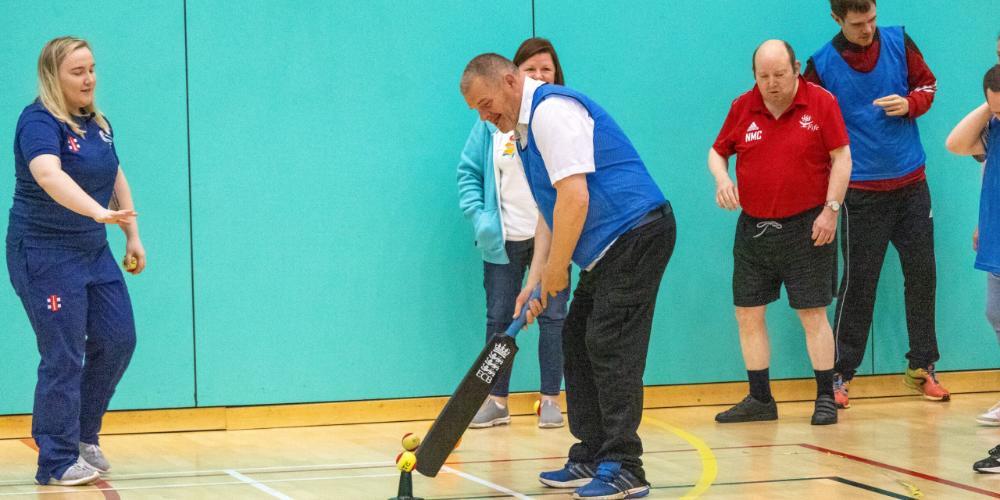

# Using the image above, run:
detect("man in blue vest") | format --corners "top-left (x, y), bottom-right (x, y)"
top-left (460, 53), bottom-right (676, 499)
top-left (945, 64), bottom-right (1000, 473)
top-left (970, 34), bottom-right (1000, 266)
top-left (804, 0), bottom-right (949, 408)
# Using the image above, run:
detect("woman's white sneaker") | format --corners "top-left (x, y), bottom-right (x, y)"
top-left (42, 458), bottom-right (100, 486)
top-left (977, 401), bottom-right (1000, 426)
top-left (79, 442), bottom-right (111, 472)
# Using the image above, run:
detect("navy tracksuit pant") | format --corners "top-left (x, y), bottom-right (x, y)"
top-left (6, 240), bottom-right (135, 484)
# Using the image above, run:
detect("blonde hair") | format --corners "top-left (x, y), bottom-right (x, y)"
top-left (37, 36), bottom-right (109, 136)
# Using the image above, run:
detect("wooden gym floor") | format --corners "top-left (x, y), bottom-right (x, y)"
top-left (0, 391), bottom-right (999, 498)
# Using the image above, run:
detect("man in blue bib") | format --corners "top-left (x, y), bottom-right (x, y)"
top-left (460, 53), bottom-right (676, 499)
top-left (945, 64), bottom-right (1000, 473)
top-left (804, 0), bottom-right (949, 407)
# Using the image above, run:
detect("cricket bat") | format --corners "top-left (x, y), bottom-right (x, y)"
top-left (414, 285), bottom-right (542, 477)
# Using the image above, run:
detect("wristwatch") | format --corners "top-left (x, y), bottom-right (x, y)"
top-left (825, 200), bottom-right (842, 212)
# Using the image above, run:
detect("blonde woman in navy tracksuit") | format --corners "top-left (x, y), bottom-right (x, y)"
top-left (7, 37), bottom-right (145, 486)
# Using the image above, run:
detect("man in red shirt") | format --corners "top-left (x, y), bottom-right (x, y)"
top-left (804, 0), bottom-right (949, 409)
top-left (709, 40), bottom-right (852, 426)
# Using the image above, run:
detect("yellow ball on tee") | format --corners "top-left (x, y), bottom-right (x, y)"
top-left (401, 433), bottom-right (421, 451)
top-left (395, 451), bottom-right (417, 472)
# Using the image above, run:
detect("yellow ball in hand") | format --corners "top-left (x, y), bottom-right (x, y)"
top-left (401, 433), bottom-right (421, 451)
top-left (395, 451), bottom-right (417, 472)
top-left (125, 256), bottom-right (138, 271)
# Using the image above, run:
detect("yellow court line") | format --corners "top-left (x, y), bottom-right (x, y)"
top-left (896, 479), bottom-right (924, 498)
top-left (643, 416), bottom-right (717, 499)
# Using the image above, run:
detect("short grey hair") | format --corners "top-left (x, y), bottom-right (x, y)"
top-left (460, 53), bottom-right (517, 94)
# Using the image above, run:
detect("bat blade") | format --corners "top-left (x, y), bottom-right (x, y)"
top-left (414, 333), bottom-right (518, 477)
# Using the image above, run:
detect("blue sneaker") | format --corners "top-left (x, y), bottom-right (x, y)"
top-left (573, 461), bottom-right (650, 499)
top-left (539, 461), bottom-right (595, 488)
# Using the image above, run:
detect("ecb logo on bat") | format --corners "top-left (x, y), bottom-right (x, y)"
top-left (476, 342), bottom-right (513, 383)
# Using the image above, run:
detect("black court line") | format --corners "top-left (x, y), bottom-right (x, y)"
top-left (530, 0), bottom-right (535, 38)
top-left (422, 476), bottom-right (912, 499)
top-left (799, 443), bottom-right (1000, 498)
top-left (832, 476), bottom-right (915, 499)
top-left (181, 0), bottom-right (199, 407)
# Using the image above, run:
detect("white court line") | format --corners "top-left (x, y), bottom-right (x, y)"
top-left (225, 469), bottom-right (293, 500)
top-left (0, 460), bottom-right (395, 485)
top-left (0, 472), bottom-right (399, 496)
top-left (111, 460), bottom-right (393, 480)
top-left (441, 465), bottom-right (532, 499)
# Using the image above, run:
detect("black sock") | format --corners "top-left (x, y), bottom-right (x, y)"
top-left (748, 368), bottom-right (772, 403)
top-left (815, 369), bottom-right (834, 398)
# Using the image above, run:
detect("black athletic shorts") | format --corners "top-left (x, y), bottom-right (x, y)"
top-left (732, 205), bottom-right (836, 309)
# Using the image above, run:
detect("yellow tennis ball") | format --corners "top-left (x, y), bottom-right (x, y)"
top-left (395, 451), bottom-right (417, 472)
top-left (401, 433), bottom-right (421, 451)
top-left (125, 256), bottom-right (137, 271)
top-left (534, 400), bottom-right (541, 416)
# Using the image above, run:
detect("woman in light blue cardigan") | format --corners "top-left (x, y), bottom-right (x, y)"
top-left (456, 38), bottom-right (570, 429)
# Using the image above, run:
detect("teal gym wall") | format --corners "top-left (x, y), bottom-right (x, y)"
top-left (0, 0), bottom-right (995, 414)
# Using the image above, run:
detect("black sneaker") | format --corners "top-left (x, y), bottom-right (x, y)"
top-left (715, 395), bottom-right (777, 423)
top-left (811, 394), bottom-right (838, 425)
top-left (974, 446), bottom-right (1000, 473)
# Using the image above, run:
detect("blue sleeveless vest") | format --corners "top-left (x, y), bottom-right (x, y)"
top-left (977, 118), bottom-right (1000, 273)
top-left (812, 26), bottom-right (926, 181)
top-left (517, 84), bottom-right (666, 268)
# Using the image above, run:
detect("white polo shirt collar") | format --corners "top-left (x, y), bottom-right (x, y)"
top-left (515, 77), bottom-right (545, 146)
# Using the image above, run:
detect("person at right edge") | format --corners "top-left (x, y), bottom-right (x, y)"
top-left (945, 64), bottom-right (1000, 474)
top-left (804, 0), bottom-right (949, 409)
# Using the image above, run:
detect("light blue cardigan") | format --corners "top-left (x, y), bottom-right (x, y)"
top-left (457, 120), bottom-right (509, 264)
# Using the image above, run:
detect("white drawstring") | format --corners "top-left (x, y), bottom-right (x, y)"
top-left (753, 221), bottom-right (783, 238)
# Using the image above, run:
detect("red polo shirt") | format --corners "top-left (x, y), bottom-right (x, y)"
top-left (712, 77), bottom-right (850, 219)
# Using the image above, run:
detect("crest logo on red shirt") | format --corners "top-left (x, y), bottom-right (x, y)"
top-left (799, 114), bottom-right (819, 132)
top-left (67, 137), bottom-right (80, 152)
top-left (46, 295), bottom-right (62, 312)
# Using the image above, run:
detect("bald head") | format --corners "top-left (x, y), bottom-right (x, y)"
top-left (752, 39), bottom-right (796, 74)
top-left (752, 39), bottom-right (801, 115)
